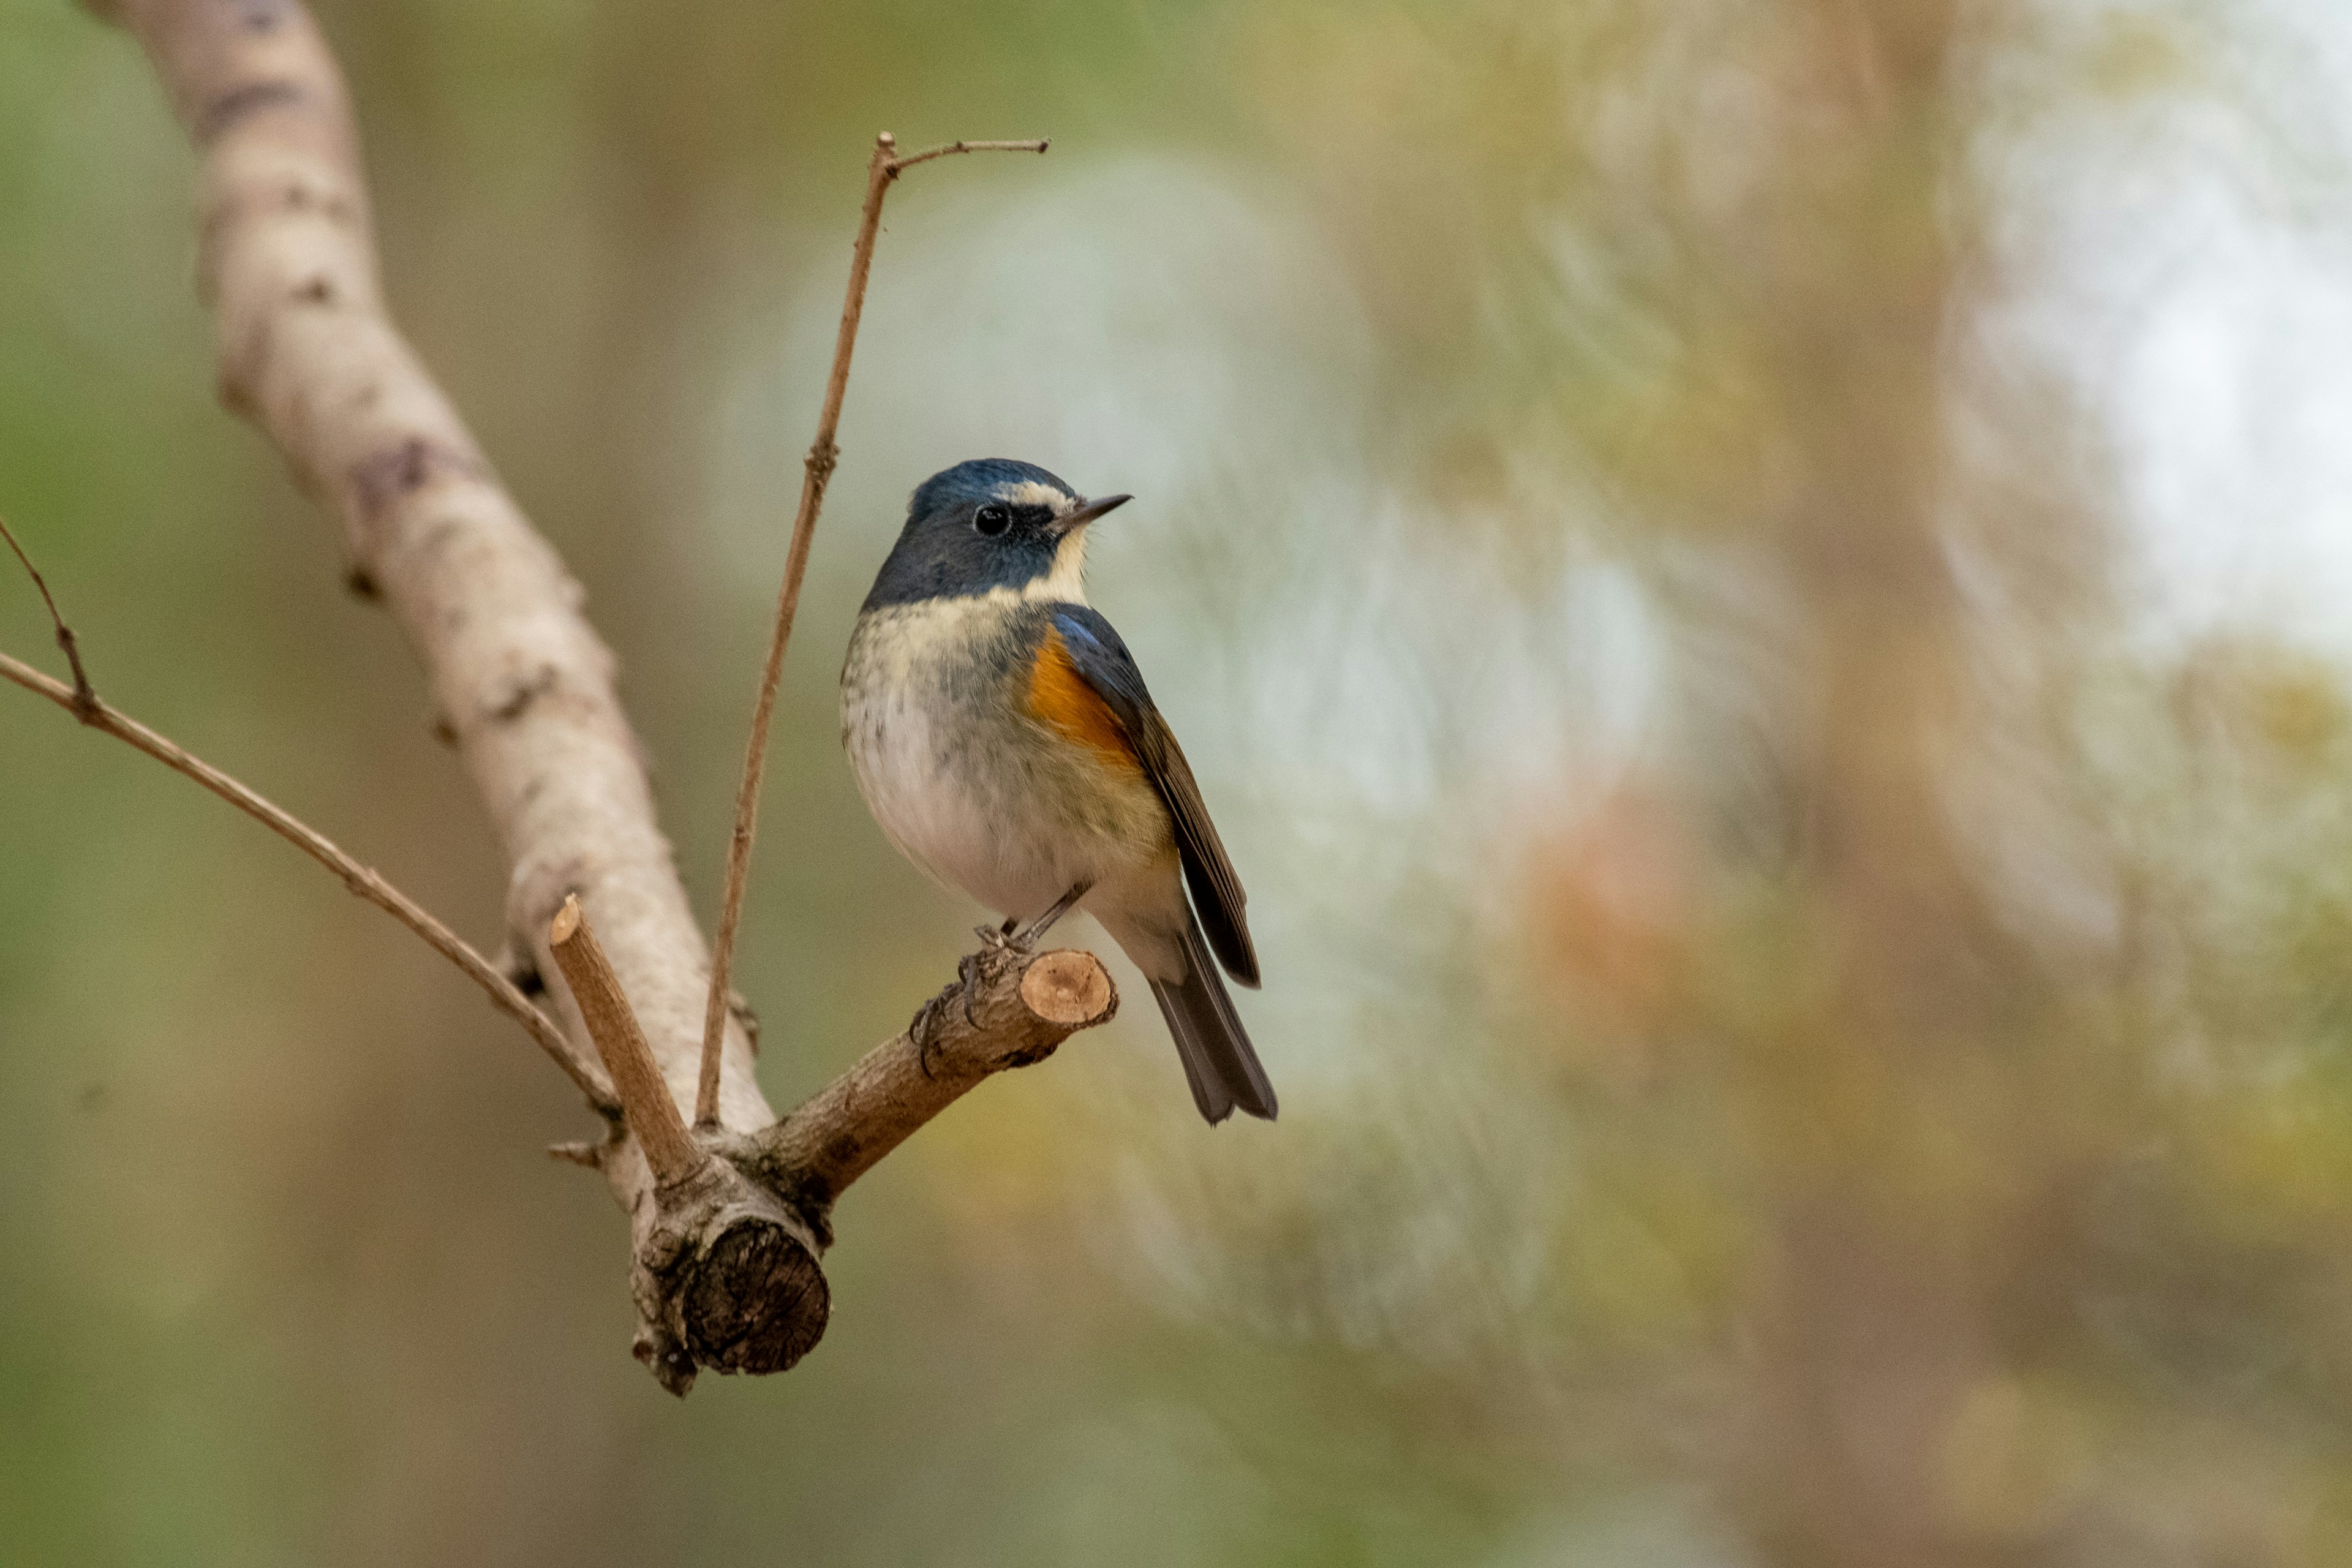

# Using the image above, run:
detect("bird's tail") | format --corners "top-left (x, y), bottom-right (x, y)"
top-left (1149, 908), bottom-right (1277, 1124)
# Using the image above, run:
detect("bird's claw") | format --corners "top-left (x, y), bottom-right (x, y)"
top-left (927, 888), bottom-right (1091, 1074)
top-left (911, 945), bottom-right (996, 1082)
top-left (912, 954), bottom-right (990, 1080)
top-left (910, 990), bottom-right (946, 1080)
top-left (957, 949), bottom-right (988, 1030)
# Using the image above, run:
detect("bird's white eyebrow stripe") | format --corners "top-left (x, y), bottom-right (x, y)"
top-left (994, 480), bottom-right (1075, 515)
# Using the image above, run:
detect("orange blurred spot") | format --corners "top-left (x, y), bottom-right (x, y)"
top-left (1518, 786), bottom-right (1698, 1044)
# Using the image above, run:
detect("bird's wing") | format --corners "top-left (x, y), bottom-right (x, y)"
top-left (1045, 605), bottom-right (1260, 987)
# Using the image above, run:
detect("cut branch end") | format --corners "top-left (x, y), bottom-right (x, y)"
top-left (549, 894), bottom-right (703, 1187)
top-left (1020, 948), bottom-right (1115, 1024)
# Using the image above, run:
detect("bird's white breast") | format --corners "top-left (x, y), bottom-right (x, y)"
top-left (842, 592), bottom-right (1171, 925)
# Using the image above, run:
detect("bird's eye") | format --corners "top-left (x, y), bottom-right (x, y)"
top-left (973, 503), bottom-right (1011, 537)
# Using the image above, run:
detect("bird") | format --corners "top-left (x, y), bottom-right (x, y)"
top-left (840, 458), bottom-right (1276, 1123)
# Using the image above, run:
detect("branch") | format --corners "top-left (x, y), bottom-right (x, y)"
top-left (695, 130), bottom-right (1051, 1128)
top-left (94, 0), bottom-right (766, 1350)
top-left (886, 137), bottom-right (1052, 173)
top-left (548, 896), bottom-right (700, 1183)
top-left (563, 929), bottom-right (1113, 1395)
top-left (0, 521), bottom-right (614, 1112)
top-left (0, 513), bottom-right (94, 717)
top-left (743, 941), bottom-right (1115, 1219)
top-left (94, 0), bottom-right (1115, 1394)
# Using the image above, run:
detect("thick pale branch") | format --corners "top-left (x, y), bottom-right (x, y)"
top-left (2, 647), bottom-right (616, 1110)
top-left (97, 0), bottom-right (764, 1156)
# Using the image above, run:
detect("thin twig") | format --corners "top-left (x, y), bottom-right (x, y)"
top-left (0, 513), bottom-right (96, 718)
top-left (0, 647), bottom-right (618, 1115)
top-left (884, 137), bottom-right (1050, 174)
top-left (550, 895), bottom-right (704, 1185)
top-left (695, 129), bottom-right (1050, 1128)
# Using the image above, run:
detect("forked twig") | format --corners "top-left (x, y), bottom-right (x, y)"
top-left (0, 514), bottom-right (94, 718)
top-left (0, 522), bottom-right (617, 1114)
top-left (695, 130), bottom-right (1050, 1128)
top-left (886, 137), bottom-right (1052, 173)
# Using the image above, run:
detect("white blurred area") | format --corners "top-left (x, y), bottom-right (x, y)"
top-left (709, 154), bottom-right (1660, 1042)
top-left (1978, 0), bottom-right (2352, 658)
top-left (701, 153), bottom-right (1665, 1368)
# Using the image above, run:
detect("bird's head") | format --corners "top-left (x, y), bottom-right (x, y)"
top-left (862, 458), bottom-right (1130, 611)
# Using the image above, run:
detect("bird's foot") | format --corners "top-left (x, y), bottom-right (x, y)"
top-left (956, 947), bottom-right (989, 1030)
top-left (909, 986), bottom-right (950, 1080)
top-left (911, 948), bottom-right (994, 1079)
top-left (927, 884), bottom-right (1094, 1076)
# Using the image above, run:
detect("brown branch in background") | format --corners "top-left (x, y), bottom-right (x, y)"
top-left (0, 514), bottom-right (96, 718)
top-left (695, 130), bottom-right (1050, 1128)
top-left (0, 504), bottom-right (610, 1107)
top-left (0, 647), bottom-right (616, 1112)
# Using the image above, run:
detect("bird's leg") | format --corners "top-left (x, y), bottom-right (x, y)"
top-left (1012, 881), bottom-right (1092, 949)
top-left (937, 884), bottom-right (1098, 1047)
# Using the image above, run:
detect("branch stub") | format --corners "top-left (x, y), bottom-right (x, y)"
top-left (1020, 948), bottom-right (1114, 1025)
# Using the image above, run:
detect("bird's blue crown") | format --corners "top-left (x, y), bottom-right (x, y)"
top-left (908, 458), bottom-right (1074, 518)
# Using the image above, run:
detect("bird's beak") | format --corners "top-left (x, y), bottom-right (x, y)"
top-left (1057, 493), bottom-right (1132, 532)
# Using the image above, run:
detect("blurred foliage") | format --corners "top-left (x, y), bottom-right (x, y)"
top-left (10, 0), bottom-right (2352, 1564)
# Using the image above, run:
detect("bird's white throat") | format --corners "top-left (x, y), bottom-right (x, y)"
top-left (1027, 525), bottom-right (1090, 605)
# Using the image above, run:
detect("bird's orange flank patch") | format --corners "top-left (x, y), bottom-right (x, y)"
top-left (1028, 628), bottom-right (1144, 774)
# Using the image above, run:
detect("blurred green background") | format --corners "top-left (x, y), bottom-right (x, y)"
top-left (10, 0), bottom-right (2352, 1562)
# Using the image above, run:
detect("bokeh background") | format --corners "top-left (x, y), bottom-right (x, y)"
top-left (7, 0), bottom-right (2352, 1562)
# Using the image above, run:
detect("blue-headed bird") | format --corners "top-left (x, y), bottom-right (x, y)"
top-left (841, 459), bottom-right (1276, 1123)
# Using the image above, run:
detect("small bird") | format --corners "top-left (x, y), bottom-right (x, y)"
top-left (841, 458), bottom-right (1276, 1123)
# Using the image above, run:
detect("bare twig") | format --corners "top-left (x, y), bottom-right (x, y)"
top-left (886, 137), bottom-right (1052, 173)
top-left (548, 895), bottom-right (702, 1184)
top-left (695, 129), bottom-right (1050, 1127)
top-left (0, 513), bottom-right (96, 718)
top-left (0, 647), bottom-right (616, 1112)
